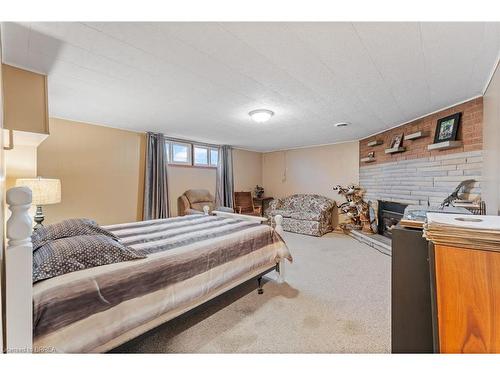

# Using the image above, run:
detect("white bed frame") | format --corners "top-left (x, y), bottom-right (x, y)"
top-left (4, 186), bottom-right (285, 353)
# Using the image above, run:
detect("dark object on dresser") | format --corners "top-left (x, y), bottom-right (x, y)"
top-left (391, 225), bottom-right (434, 353)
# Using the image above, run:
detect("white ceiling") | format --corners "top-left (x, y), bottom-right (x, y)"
top-left (2, 22), bottom-right (499, 151)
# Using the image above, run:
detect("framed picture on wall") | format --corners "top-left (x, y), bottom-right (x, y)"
top-left (434, 112), bottom-right (461, 143)
top-left (390, 133), bottom-right (404, 149)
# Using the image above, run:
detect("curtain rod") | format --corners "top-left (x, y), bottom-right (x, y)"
top-left (163, 135), bottom-right (221, 149)
top-left (147, 132), bottom-right (226, 148)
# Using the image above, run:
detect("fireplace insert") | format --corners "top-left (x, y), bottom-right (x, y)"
top-left (378, 200), bottom-right (408, 238)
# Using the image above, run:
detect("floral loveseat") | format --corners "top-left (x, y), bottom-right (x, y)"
top-left (268, 194), bottom-right (336, 236)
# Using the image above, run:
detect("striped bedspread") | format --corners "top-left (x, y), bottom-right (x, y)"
top-left (33, 214), bottom-right (291, 353)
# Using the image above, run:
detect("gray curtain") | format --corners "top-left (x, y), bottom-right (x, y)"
top-left (143, 132), bottom-right (169, 220)
top-left (215, 145), bottom-right (234, 208)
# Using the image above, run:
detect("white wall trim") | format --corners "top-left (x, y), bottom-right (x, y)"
top-left (359, 95), bottom-right (483, 141)
top-left (245, 95), bottom-right (484, 153)
top-left (49, 116), bottom-right (145, 135)
top-left (53, 92), bottom-right (484, 154)
top-left (260, 139), bottom-right (358, 154)
top-left (50, 116), bottom-right (227, 150)
top-left (483, 54), bottom-right (500, 94)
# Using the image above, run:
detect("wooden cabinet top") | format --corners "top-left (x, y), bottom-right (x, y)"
top-left (2, 63), bottom-right (49, 135)
top-left (253, 196), bottom-right (274, 202)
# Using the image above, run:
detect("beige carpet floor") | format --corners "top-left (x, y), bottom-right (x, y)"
top-left (112, 232), bottom-right (391, 353)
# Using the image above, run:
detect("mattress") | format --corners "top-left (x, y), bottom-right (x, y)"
top-left (33, 214), bottom-right (291, 353)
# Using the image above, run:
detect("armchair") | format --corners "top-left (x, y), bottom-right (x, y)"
top-left (178, 189), bottom-right (233, 216)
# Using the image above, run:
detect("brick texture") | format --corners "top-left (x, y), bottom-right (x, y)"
top-left (359, 150), bottom-right (483, 206)
top-left (359, 97), bottom-right (483, 166)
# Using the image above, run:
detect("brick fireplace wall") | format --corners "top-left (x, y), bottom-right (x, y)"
top-left (359, 97), bottom-right (483, 206)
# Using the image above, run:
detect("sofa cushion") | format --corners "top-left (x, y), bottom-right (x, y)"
top-left (290, 211), bottom-right (322, 221)
top-left (268, 209), bottom-right (293, 218)
top-left (281, 217), bottom-right (325, 237)
top-left (279, 194), bottom-right (334, 212)
top-left (185, 189), bottom-right (214, 204)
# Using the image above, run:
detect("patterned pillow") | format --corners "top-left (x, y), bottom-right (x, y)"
top-left (32, 218), bottom-right (119, 251)
top-left (33, 234), bottom-right (145, 283)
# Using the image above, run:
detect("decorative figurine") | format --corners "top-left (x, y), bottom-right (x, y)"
top-left (333, 184), bottom-right (375, 233)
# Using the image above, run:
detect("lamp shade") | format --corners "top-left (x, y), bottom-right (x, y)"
top-left (16, 177), bottom-right (61, 205)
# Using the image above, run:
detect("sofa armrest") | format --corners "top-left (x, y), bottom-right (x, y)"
top-left (269, 198), bottom-right (283, 211)
top-left (178, 195), bottom-right (191, 216)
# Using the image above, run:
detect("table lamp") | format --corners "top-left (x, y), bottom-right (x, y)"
top-left (15, 177), bottom-right (61, 229)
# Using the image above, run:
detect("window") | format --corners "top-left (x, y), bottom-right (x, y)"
top-left (210, 148), bottom-right (219, 167)
top-left (171, 142), bottom-right (191, 165)
top-left (194, 146), bottom-right (209, 166)
top-left (165, 140), bottom-right (219, 168)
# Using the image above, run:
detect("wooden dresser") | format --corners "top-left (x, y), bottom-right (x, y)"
top-left (426, 214), bottom-right (500, 353)
top-left (430, 244), bottom-right (500, 353)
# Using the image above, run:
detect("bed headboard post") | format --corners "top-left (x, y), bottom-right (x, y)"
top-left (273, 215), bottom-right (284, 238)
top-left (5, 186), bottom-right (33, 353)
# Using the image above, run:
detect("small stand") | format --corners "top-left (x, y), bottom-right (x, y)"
top-left (257, 276), bottom-right (264, 294)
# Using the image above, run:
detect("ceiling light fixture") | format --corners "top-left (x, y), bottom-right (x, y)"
top-left (249, 109), bottom-right (274, 123)
top-left (334, 122), bottom-right (350, 127)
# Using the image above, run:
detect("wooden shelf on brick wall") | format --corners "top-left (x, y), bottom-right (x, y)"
top-left (427, 141), bottom-right (462, 151)
top-left (385, 146), bottom-right (406, 154)
top-left (367, 140), bottom-right (383, 147)
top-left (405, 131), bottom-right (429, 141)
top-left (361, 156), bottom-right (376, 163)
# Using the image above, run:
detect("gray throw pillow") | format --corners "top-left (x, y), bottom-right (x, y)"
top-left (31, 218), bottom-right (119, 251)
top-left (33, 234), bottom-right (145, 283)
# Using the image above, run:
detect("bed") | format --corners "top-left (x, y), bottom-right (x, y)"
top-left (5, 187), bottom-right (291, 353)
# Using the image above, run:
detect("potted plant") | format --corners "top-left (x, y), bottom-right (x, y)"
top-left (254, 185), bottom-right (265, 198)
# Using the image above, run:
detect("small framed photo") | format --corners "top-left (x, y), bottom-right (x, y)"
top-left (367, 151), bottom-right (375, 158)
top-left (390, 134), bottom-right (404, 149)
top-left (434, 113), bottom-right (461, 143)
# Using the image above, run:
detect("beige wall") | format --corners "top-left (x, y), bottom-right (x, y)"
top-left (483, 61), bottom-right (500, 215)
top-left (262, 141), bottom-right (360, 202)
top-left (36, 119), bottom-right (263, 221)
top-left (5, 144), bottom-right (37, 189)
top-left (37, 118), bottom-right (146, 225)
top-left (34, 116), bottom-right (360, 223)
top-left (233, 148), bottom-right (263, 192)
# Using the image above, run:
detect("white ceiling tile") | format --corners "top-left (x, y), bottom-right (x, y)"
top-left (352, 22), bottom-right (432, 119)
top-left (1, 22), bottom-right (30, 68)
top-left (421, 22), bottom-right (488, 106)
top-left (2, 22), bottom-right (499, 152)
